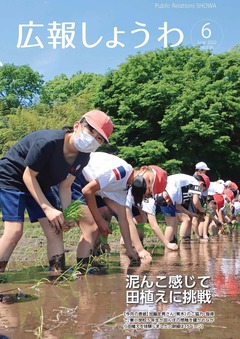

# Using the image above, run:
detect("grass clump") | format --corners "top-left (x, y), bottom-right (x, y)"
top-left (63, 199), bottom-right (84, 222)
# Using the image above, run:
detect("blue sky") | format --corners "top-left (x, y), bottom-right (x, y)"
top-left (0, 0), bottom-right (239, 81)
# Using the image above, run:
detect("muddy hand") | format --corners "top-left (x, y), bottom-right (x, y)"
top-left (46, 208), bottom-right (64, 234)
top-left (127, 249), bottom-right (140, 262)
top-left (98, 219), bottom-right (112, 238)
top-left (62, 220), bottom-right (76, 232)
top-left (197, 212), bottom-right (205, 222)
top-left (167, 243), bottom-right (179, 251)
top-left (138, 249), bottom-right (152, 261)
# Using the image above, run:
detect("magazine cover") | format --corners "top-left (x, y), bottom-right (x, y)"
top-left (0, 1), bottom-right (240, 338)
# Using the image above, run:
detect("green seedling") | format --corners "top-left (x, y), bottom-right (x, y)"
top-left (204, 203), bottom-right (212, 216)
top-left (63, 199), bottom-right (83, 222)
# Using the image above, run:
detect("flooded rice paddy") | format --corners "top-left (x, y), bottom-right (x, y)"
top-left (0, 230), bottom-right (240, 339)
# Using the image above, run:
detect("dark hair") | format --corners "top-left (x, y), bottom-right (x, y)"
top-left (131, 175), bottom-right (147, 205)
top-left (228, 187), bottom-right (238, 198)
top-left (155, 193), bottom-right (168, 206)
top-left (194, 174), bottom-right (204, 182)
top-left (79, 117), bottom-right (87, 124)
top-left (62, 126), bottom-right (74, 132)
top-left (207, 195), bottom-right (214, 203)
top-left (62, 118), bottom-right (90, 133)
top-left (80, 117), bottom-right (99, 134)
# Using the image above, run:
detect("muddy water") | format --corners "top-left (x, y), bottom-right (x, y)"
top-left (0, 232), bottom-right (240, 339)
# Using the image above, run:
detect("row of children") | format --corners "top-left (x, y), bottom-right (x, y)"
top-left (0, 109), bottom-right (238, 276)
top-left (137, 161), bottom-right (239, 246)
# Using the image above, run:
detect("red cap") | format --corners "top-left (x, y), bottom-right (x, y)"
top-left (224, 188), bottom-right (234, 202)
top-left (149, 165), bottom-right (167, 194)
top-left (201, 173), bottom-right (210, 189)
top-left (82, 110), bottom-right (113, 142)
top-left (214, 193), bottom-right (224, 210)
top-left (228, 181), bottom-right (238, 191)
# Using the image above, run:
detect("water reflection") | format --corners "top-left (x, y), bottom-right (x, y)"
top-left (0, 233), bottom-right (240, 338)
top-left (123, 234), bottom-right (240, 338)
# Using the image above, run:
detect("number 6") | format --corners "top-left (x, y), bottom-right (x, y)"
top-left (202, 23), bottom-right (211, 39)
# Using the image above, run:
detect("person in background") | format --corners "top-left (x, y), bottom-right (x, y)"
top-left (154, 173), bottom-right (210, 242)
top-left (0, 110), bottom-right (113, 275)
top-left (230, 201), bottom-right (240, 224)
top-left (198, 195), bottom-right (220, 239)
top-left (219, 188), bottom-right (234, 225)
top-left (120, 191), bottom-right (179, 252)
top-left (194, 161), bottom-right (210, 176)
top-left (206, 180), bottom-right (225, 230)
top-left (224, 180), bottom-right (239, 198)
top-left (192, 163), bottom-right (210, 238)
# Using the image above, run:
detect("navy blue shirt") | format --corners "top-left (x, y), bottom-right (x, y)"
top-left (0, 130), bottom-right (90, 192)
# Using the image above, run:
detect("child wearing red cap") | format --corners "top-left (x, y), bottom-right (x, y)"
top-left (57, 152), bottom-right (168, 272)
top-left (0, 110), bottom-right (113, 275)
top-left (153, 173), bottom-right (209, 243)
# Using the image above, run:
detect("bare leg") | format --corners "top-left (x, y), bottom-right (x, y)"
top-left (38, 217), bottom-right (65, 271)
top-left (164, 216), bottom-right (179, 242)
top-left (192, 216), bottom-right (200, 238)
top-left (76, 205), bottom-right (103, 259)
top-left (0, 221), bottom-right (23, 272)
top-left (209, 220), bottom-right (218, 236)
top-left (178, 213), bottom-right (192, 238)
top-left (75, 204), bottom-right (113, 273)
top-left (198, 220), bottom-right (204, 237)
top-left (202, 215), bottom-right (211, 239)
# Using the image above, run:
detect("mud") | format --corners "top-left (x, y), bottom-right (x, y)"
top-left (49, 253), bottom-right (66, 272)
top-left (0, 232), bottom-right (240, 338)
top-left (0, 261), bottom-right (8, 272)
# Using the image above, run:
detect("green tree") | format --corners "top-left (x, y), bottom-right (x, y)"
top-left (93, 47), bottom-right (210, 167)
top-left (40, 72), bottom-right (103, 106)
top-left (0, 107), bottom-right (47, 155)
top-left (160, 50), bottom-right (240, 179)
top-left (93, 46), bottom-right (240, 180)
top-left (0, 64), bottom-right (44, 112)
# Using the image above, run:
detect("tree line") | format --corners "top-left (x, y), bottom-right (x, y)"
top-left (0, 45), bottom-right (240, 182)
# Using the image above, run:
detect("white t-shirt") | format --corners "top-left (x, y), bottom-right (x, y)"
top-left (167, 174), bottom-right (202, 204)
top-left (141, 173), bottom-right (202, 216)
top-left (233, 201), bottom-right (240, 216)
top-left (141, 197), bottom-right (156, 215)
top-left (82, 152), bottom-right (133, 205)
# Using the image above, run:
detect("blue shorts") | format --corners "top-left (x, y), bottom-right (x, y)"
top-left (52, 173), bottom-right (107, 209)
top-left (0, 188), bottom-right (58, 223)
top-left (71, 178), bottom-right (107, 208)
top-left (159, 204), bottom-right (177, 217)
top-left (71, 176), bottom-right (88, 203)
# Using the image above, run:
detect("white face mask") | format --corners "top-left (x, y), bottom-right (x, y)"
top-left (73, 130), bottom-right (100, 153)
